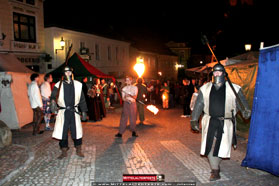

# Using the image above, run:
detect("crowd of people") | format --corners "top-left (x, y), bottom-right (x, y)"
top-left (26, 64), bottom-right (251, 182)
top-left (27, 73), bottom-right (53, 136)
top-left (27, 69), bottom-right (207, 136)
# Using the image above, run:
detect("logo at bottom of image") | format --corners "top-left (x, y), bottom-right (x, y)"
top-left (123, 174), bottom-right (165, 182)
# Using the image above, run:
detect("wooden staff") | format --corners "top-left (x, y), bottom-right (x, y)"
top-left (55, 44), bottom-right (73, 103)
top-left (201, 35), bottom-right (246, 111)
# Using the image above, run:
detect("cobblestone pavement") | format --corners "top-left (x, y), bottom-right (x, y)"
top-left (1, 106), bottom-right (279, 186)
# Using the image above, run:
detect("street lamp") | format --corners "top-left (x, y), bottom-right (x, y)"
top-left (175, 63), bottom-right (184, 70)
top-left (245, 44), bottom-right (252, 51)
top-left (55, 37), bottom-right (65, 54)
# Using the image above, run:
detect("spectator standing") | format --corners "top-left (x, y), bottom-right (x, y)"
top-left (40, 74), bottom-right (53, 130)
top-left (28, 73), bottom-right (44, 135)
top-left (149, 81), bottom-right (156, 105)
top-left (135, 77), bottom-right (148, 125)
top-left (160, 81), bottom-right (170, 109)
top-left (155, 80), bottom-right (161, 105)
top-left (108, 82), bottom-right (115, 107)
top-left (81, 77), bottom-right (89, 121)
top-left (101, 79), bottom-right (109, 108)
top-left (190, 86), bottom-right (199, 112)
top-left (181, 79), bottom-right (190, 117)
top-left (87, 78), bottom-right (106, 121)
top-left (168, 81), bottom-right (175, 108)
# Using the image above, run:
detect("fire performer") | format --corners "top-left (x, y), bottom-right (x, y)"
top-left (190, 64), bottom-right (251, 181)
top-left (50, 66), bottom-right (87, 159)
top-left (115, 76), bottom-right (138, 138)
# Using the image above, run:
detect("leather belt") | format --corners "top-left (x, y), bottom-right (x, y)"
top-left (59, 105), bottom-right (79, 114)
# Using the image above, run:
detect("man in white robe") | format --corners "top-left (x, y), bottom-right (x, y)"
top-left (50, 66), bottom-right (87, 159)
top-left (190, 64), bottom-right (251, 181)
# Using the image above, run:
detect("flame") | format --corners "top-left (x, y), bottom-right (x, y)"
top-left (146, 105), bottom-right (159, 115)
top-left (134, 57), bottom-right (145, 77)
top-left (162, 94), bottom-right (166, 100)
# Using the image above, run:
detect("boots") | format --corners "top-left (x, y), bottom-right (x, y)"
top-left (57, 147), bottom-right (69, 160)
top-left (209, 169), bottom-right (221, 181)
top-left (32, 123), bottom-right (44, 135)
top-left (32, 123), bottom-right (37, 136)
top-left (76, 145), bottom-right (84, 158)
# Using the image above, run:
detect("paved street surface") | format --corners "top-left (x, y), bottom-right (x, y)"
top-left (1, 106), bottom-right (279, 186)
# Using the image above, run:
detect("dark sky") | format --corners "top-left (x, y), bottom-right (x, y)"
top-left (44, 0), bottom-right (279, 58)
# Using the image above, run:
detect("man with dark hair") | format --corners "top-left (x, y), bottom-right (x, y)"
top-left (115, 76), bottom-right (138, 137)
top-left (50, 66), bottom-right (88, 159)
top-left (135, 77), bottom-right (148, 125)
top-left (40, 74), bottom-right (53, 130)
top-left (28, 73), bottom-right (44, 135)
top-left (190, 64), bottom-right (251, 181)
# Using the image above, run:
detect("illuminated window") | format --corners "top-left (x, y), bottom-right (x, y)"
top-left (13, 12), bottom-right (36, 43)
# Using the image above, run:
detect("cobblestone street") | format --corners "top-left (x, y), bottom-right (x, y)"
top-left (1, 106), bottom-right (279, 186)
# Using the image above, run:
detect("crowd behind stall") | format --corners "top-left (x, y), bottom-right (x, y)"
top-left (77, 76), bottom-right (210, 119)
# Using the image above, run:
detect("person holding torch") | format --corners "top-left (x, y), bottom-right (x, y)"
top-left (115, 76), bottom-right (138, 138)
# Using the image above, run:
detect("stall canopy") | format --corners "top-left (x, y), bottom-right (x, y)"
top-left (241, 44), bottom-right (279, 176)
top-left (185, 51), bottom-right (259, 79)
top-left (0, 53), bottom-right (34, 73)
top-left (48, 52), bottom-right (122, 104)
top-left (49, 52), bottom-right (115, 82)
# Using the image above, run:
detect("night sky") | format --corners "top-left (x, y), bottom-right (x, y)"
top-left (44, 0), bottom-right (279, 59)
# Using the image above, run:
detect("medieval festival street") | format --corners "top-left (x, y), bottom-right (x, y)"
top-left (1, 106), bottom-right (279, 186)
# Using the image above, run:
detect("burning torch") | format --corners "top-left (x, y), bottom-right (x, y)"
top-left (132, 56), bottom-right (159, 115)
top-left (133, 57), bottom-right (145, 77)
top-left (122, 90), bottom-right (159, 115)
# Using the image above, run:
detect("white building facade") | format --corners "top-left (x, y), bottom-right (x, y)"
top-left (0, 0), bottom-right (45, 72)
top-left (44, 27), bottom-right (130, 78)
